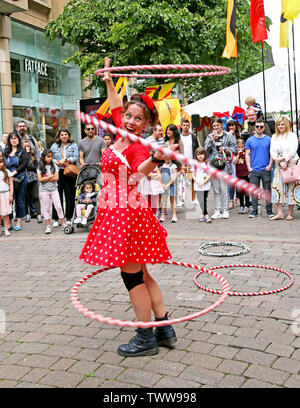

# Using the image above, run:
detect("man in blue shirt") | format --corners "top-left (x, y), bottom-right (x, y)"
top-left (245, 119), bottom-right (273, 218)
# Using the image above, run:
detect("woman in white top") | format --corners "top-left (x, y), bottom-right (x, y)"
top-left (270, 117), bottom-right (299, 221)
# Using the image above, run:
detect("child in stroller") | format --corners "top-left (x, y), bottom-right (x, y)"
top-left (74, 181), bottom-right (97, 225)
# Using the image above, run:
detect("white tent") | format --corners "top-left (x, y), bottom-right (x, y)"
top-left (184, 64), bottom-right (300, 119)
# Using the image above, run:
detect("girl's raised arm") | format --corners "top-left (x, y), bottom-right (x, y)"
top-left (103, 57), bottom-right (122, 110)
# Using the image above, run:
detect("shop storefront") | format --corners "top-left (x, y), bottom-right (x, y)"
top-left (10, 20), bottom-right (82, 147)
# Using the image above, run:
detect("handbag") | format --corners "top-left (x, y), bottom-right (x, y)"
top-left (64, 163), bottom-right (80, 178)
top-left (13, 174), bottom-right (25, 194)
top-left (210, 151), bottom-right (227, 170)
top-left (59, 146), bottom-right (80, 178)
top-left (280, 162), bottom-right (300, 184)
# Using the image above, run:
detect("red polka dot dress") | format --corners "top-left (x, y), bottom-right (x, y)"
top-left (79, 109), bottom-right (172, 268)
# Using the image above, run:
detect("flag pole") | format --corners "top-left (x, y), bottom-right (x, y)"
top-left (236, 56), bottom-right (241, 107)
top-left (292, 22), bottom-right (299, 134)
top-left (261, 41), bottom-right (267, 119)
top-left (287, 47), bottom-right (293, 125)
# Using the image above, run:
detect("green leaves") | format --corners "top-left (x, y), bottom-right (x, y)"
top-left (45, 0), bottom-right (273, 100)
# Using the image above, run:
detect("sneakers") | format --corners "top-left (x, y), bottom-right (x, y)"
top-left (25, 214), bottom-right (31, 223)
top-left (211, 210), bottom-right (222, 219)
top-left (222, 210), bottom-right (229, 219)
top-left (249, 210), bottom-right (257, 218)
top-left (238, 207), bottom-right (245, 214)
top-left (61, 224), bottom-right (67, 231)
top-left (244, 206), bottom-right (249, 214)
top-left (45, 225), bottom-right (52, 234)
top-left (74, 217), bottom-right (82, 224)
top-left (37, 215), bottom-right (43, 223)
top-left (267, 210), bottom-right (274, 218)
top-left (82, 217), bottom-right (88, 225)
top-left (52, 221), bottom-right (59, 228)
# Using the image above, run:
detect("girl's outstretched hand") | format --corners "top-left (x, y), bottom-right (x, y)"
top-left (103, 57), bottom-right (112, 82)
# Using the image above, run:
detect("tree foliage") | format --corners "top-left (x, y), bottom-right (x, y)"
top-left (45, 0), bottom-right (273, 102)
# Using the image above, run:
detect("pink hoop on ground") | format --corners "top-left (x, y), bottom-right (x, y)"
top-left (95, 64), bottom-right (231, 78)
top-left (70, 260), bottom-right (230, 328)
top-left (193, 264), bottom-right (293, 297)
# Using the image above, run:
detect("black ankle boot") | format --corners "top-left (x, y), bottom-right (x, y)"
top-left (117, 328), bottom-right (159, 357)
top-left (154, 313), bottom-right (177, 347)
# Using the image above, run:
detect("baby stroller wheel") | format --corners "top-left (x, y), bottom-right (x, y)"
top-left (64, 225), bottom-right (74, 234)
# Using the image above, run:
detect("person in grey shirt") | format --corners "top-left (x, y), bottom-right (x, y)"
top-left (79, 124), bottom-right (106, 167)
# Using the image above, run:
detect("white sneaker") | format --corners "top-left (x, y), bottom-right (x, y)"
top-left (45, 225), bottom-right (52, 234)
top-left (61, 224), bottom-right (67, 231)
top-left (222, 210), bottom-right (229, 219)
top-left (74, 217), bottom-right (82, 224)
top-left (191, 199), bottom-right (198, 205)
top-left (211, 210), bottom-right (222, 219)
top-left (52, 221), bottom-right (59, 228)
top-left (82, 218), bottom-right (88, 225)
top-left (66, 220), bottom-right (72, 225)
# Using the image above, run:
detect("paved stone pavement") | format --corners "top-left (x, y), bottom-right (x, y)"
top-left (0, 201), bottom-right (299, 389)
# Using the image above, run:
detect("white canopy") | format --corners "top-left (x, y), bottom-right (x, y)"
top-left (184, 64), bottom-right (300, 119)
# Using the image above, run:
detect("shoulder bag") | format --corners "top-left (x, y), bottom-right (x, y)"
top-left (60, 146), bottom-right (80, 178)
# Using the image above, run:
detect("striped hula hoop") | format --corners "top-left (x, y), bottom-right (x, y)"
top-left (193, 264), bottom-right (293, 297)
top-left (70, 260), bottom-right (230, 328)
top-left (76, 111), bottom-right (271, 202)
top-left (95, 64), bottom-right (231, 78)
top-left (198, 241), bottom-right (250, 257)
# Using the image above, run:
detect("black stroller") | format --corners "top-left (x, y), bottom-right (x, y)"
top-left (64, 165), bottom-right (102, 234)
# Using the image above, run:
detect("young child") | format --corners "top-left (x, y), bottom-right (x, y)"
top-left (159, 159), bottom-right (178, 223)
top-left (232, 139), bottom-right (250, 214)
top-left (245, 96), bottom-right (264, 119)
top-left (37, 149), bottom-right (67, 234)
top-left (0, 155), bottom-right (14, 236)
top-left (74, 181), bottom-right (98, 225)
top-left (103, 134), bottom-right (112, 149)
top-left (141, 166), bottom-right (164, 217)
top-left (191, 147), bottom-right (212, 223)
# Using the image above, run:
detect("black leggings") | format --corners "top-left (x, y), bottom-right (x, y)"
top-left (195, 190), bottom-right (209, 216)
top-left (25, 181), bottom-right (41, 215)
top-left (236, 175), bottom-right (250, 207)
top-left (52, 169), bottom-right (76, 220)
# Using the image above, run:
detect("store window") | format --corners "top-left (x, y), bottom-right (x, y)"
top-left (10, 20), bottom-right (82, 147)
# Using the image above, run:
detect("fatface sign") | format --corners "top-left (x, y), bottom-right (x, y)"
top-left (24, 58), bottom-right (48, 77)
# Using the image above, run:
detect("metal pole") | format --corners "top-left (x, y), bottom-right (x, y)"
top-left (287, 47), bottom-right (293, 125)
top-left (236, 56), bottom-right (241, 107)
top-left (292, 22), bottom-right (299, 135)
top-left (261, 41), bottom-right (267, 119)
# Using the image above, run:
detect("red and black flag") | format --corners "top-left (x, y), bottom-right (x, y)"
top-left (250, 0), bottom-right (268, 43)
top-left (222, 0), bottom-right (238, 58)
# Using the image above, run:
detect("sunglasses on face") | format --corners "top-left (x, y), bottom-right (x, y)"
top-left (86, 127), bottom-right (95, 131)
top-left (255, 125), bottom-right (264, 129)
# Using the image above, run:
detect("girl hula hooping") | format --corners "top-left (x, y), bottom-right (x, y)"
top-left (79, 57), bottom-right (178, 357)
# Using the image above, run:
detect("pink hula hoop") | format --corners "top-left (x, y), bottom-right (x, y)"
top-left (193, 264), bottom-right (294, 297)
top-left (95, 63), bottom-right (231, 78)
top-left (70, 260), bottom-right (230, 328)
top-left (76, 111), bottom-right (270, 202)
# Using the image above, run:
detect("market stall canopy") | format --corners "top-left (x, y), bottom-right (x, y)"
top-left (184, 64), bottom-right (300, 118)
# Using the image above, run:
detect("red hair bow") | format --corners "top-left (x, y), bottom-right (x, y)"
top-left (141, 94), bottom-right (154, 110)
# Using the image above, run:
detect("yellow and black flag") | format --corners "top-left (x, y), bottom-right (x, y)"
top-left (280, 0), bottom-right (289, 48)
top-left (222, 0), bottom-right (238, 58)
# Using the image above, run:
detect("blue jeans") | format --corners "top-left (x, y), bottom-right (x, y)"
top-left (249, 170), bottom-right (272, 213)
top-left (14, 178), bottom-right (28, 219)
